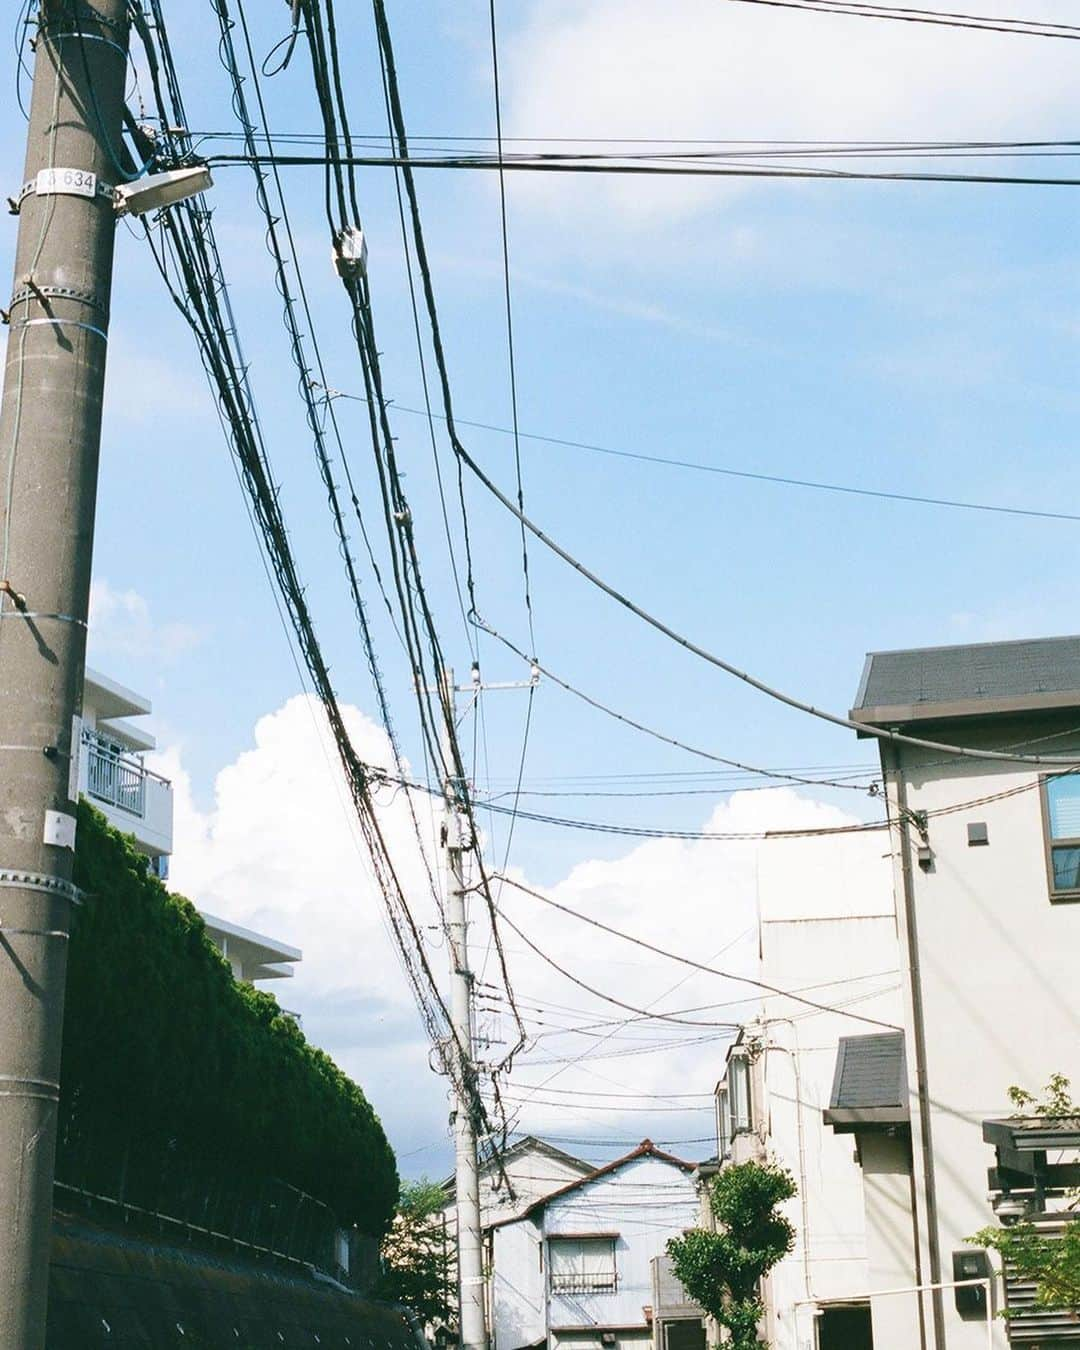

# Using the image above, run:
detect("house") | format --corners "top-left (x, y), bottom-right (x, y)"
top-left (438, 1137), bottom-right (595, 1339)
top-left (711, 825), bottom-right (900, 1350)
top-left (442, 1135), bottom-right (595, 1231)
top-left (826, 634), bottom-right (1080, 1349)
top-left (79, 664), bottom-right (301, 989)
top-left (487, 1140), bottom-right (702, 1350)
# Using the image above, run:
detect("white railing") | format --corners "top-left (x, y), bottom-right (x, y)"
top-left (82, 729), bottom-right (167, 819)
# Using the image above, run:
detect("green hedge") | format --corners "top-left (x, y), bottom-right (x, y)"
top-left (59, 802), bottom-right (398, 1238)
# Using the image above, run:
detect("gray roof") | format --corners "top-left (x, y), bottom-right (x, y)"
top-left (823, 1032), bottom-right (909, 1134)
top-left (852, 635), bottom-right (1080, 728)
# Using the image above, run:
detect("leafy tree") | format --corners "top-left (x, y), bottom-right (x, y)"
top-left (667, 1160), bottom-right (796, 1350)
top-left (377, 1180), bottom-right (455, 1330)
top-left (970, 1075), bottom-right (1080, 1317)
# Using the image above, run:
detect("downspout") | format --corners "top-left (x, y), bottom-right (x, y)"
top-left (886, 743), bottom-right (944, 1350)
top-left (764, 1028), bottom-right (814, 1308)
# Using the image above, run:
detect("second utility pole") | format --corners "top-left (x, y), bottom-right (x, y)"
top-left (440, 667), bottom-right (488, 1350)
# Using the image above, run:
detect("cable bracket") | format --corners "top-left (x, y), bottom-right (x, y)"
top-left (8, 283), bottom-right (108, 317)
top-left (0, 870), bottom-right (80, 904)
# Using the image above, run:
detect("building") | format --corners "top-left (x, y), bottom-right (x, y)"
top-left (711, 823), bottom-right (901, 1350)
top-left (488, 1140), bottom-right (702, 1350)
top-left (79, 664), bottom-right (301, 988)
top-left (442, 1136), bottom-right (595, 1232)
top-left (80, 667), bottom-right (173, 875)
top-left (829, 634), bottom-right (1080, 1349)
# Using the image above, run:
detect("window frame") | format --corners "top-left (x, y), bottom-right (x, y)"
top-left (728, 1052), bottom-right (752, 1137)
top-left (547, 1234), bottom-right (619, 1295)
top-left (1040, 773), bottom-right (1080, 903)
top-left (715, 1082), bottom-right (732, 1161)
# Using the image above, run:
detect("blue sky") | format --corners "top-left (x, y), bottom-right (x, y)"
top-left (6, 0), bottom-right (1080, 1173)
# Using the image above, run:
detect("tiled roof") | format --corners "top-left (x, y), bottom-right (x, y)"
top-left (824, 1032), bottom-right (909, 1133)
top-left (852, 635), bottom-right (1080, 728)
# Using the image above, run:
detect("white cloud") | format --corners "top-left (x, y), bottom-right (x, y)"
top-left (88, 579), bottom-right (206, 666)
top-left (498, 0), bottom-right (1079, 231)
top-left (160, 693), bottom-right (890, 1171)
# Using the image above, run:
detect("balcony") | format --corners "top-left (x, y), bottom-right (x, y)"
top-left (80, 728), bottom-right (173, 858)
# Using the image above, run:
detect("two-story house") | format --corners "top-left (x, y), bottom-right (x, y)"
top-left (825, 634), bottom-right (1080, 1350)
top-left (488, 1140), bottom-right (701, 1350)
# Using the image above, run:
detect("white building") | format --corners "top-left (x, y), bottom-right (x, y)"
top-left (488, 1140), bottom-right (702, 1350)
top-left (442, 1136), bottom-right (595, 1233)
top-left (79, 665), bottom-right (300, 987)
top-left (80, 667), bottom-right (173, 873)
top-left (711, 826), bottom-right (901, 1350)
top-left (832, 634), bottom-right (1080, 1349)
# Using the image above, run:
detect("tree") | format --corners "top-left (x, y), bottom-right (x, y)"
top-left (667, 1160), bottom-right (796, 1350)
top-left (378, 1180), bottom-right (456, 1331)
top-left (970, 1075), bottom-right (1080, 1316)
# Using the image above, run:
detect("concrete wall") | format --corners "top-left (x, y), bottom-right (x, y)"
top-left (887, 715), bottom-right (1080, 1349)
top-left (752, 831), bottom-right (901, 1350)
top-left (859, 1132), bottom-right (920, 1350)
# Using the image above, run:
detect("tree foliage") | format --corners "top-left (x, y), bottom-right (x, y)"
top-left (60, 802), bottom-right (399, 1237)
top-left (376, 1180), bottom-right (455, 1330)
top-left (667, 1161), bottom-right (796, 1350)
top-left (970, 1075), bottom-right (1080, 1317)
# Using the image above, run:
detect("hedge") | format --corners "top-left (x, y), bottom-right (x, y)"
top-left (58, 802), bottom-right (399, 1239)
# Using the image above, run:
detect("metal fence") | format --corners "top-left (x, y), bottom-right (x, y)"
top-left (83, 730), bottom-right (148, 817)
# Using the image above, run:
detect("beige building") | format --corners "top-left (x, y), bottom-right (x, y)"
top-left (833, 634), bottom-right (1080, 1349)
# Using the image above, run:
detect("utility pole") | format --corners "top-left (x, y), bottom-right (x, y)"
top-left (438, 661), bottom-right (537, 1350)
top-left (440, 666), bottom-right (488, 1350)
top-left (0, 3), bottom-right (129, 1346)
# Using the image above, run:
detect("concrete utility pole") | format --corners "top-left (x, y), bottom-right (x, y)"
top-left (0, 3), bottom-right (129, 1346)
top-left (437, 661), bottom-right (537, 1350)
top-left (440, 667), bottom-right (488, 1350)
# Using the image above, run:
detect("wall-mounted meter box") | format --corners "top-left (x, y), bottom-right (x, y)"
top-left (952, 1249), bottom-right (991, 1317)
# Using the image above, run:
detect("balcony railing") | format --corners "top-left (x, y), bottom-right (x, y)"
top-left (83, 729), bottom-right (167, 819)
top-left (550, 1272), bottom-right (618, 1295)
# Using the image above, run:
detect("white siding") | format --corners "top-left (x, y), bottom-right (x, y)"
top-left (887, 737), bottom-right (1080, 1350)
top-left (491, 1154), bottom-right (699, 1350)
top-left (545, 1156), bottom-right (698, 1336)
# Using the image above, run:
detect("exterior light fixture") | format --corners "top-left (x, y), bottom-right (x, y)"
top-left (114, 165), bottom-right (213, 216)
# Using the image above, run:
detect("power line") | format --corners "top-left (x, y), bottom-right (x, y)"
top-left (725, 0), bottom-right (1080, 39)
top-left (478, 797), bottom-right (889, 840)
top-left (207, 149), bottom-right (1080, 191)
top-left (312, 388), bottom-right (1080, 528)
top-left (496, 874), bottom-right (902, 1031)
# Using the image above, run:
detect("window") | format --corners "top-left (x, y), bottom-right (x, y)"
top-left (728, 1052), bottom-right (752, 1135)
top-left (715, 1083), bottom-right (731, 1160)
top-left (548, 1236), bottom-right (617, 1294)
top-left (1043, 774), bottom-right (1080, 899)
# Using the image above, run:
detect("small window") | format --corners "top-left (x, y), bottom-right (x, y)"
top-left (548, 1236), bottom-right (617, 1294)
top-left (716, 1083), bottom-right (731, 1160)
top-left (729, 1053), bottom-right (752, 1135)
top-left (1043, 774), bottom-right (1080, 899)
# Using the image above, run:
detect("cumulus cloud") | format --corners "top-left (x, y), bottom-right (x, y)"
top-left (88, 579), bottom-right (206, 666)
top-left (498, 0), bottom-right (1079, 231)
top-left (158, 694), bottom-right (890, 1173)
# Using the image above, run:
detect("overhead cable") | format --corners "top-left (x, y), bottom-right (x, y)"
top-left (496, 875), bottom-right (901, 1031)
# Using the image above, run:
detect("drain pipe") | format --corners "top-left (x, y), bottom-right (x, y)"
top-left (764, 1026), bottom-right (816, 1310)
